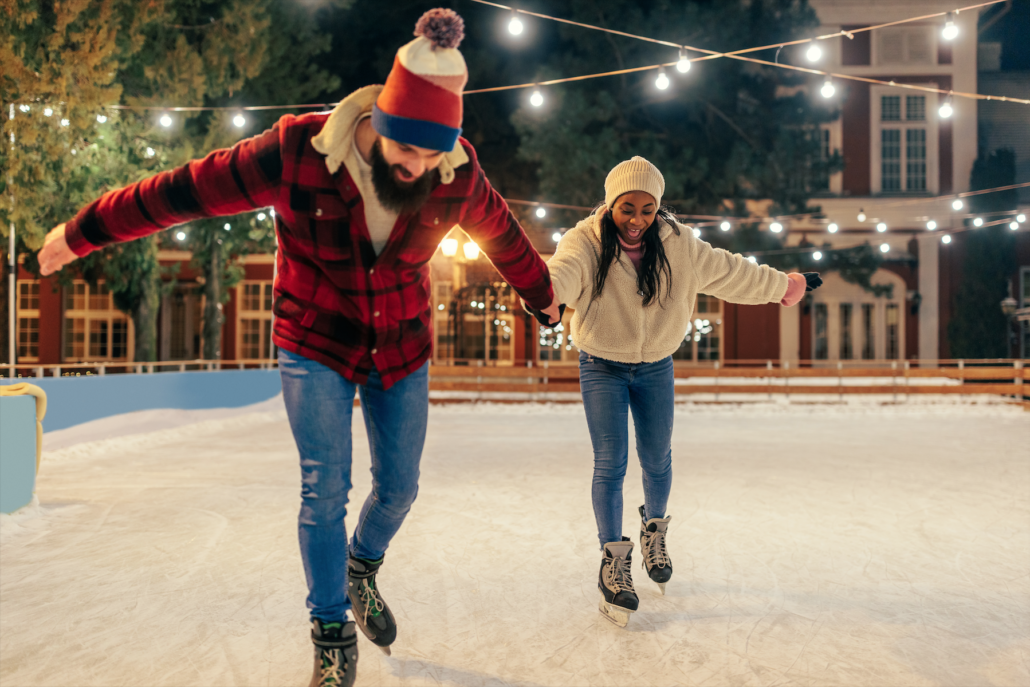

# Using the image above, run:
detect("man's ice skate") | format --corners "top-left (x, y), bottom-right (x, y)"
top-left (639, 505), bottom-right (673, 595)
top-left (598, 537), bottom-right (639, 627)
top-left (347, 555), bottom-right (397, 655)
top-left (309, 618), bottom-right (358, 687)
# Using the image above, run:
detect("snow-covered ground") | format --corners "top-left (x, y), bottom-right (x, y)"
top-left (1, 399), bottom-right (1028, 687)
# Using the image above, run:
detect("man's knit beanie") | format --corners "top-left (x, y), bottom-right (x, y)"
top-left (372, 8), bottom-right (468, 153)
top-left (604, 156), bottom-right (665, 211)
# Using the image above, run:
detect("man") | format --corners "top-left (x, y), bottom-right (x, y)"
top-left (38, 9), bottom-right (560, 686)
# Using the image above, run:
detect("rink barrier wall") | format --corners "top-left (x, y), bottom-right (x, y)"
top-left (0, 396), bottom-right (37, 513)
top-left (0, 369), bottom-right (282, 433)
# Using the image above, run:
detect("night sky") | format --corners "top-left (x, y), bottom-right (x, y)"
top-left (980, 1), bottom-right (1030, 70)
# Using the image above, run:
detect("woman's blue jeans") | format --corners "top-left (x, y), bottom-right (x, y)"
top-left (279, 349), bottom-right (429, 623)
top-left (578, 351), bottom-right (674, 549)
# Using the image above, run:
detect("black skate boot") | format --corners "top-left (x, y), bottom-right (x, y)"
top-left (598, 537), bottom-right (639, 627)
top-left (308, 618), bottom-right (358, 687)
top-left (347, 555), bottom-right (397, 655)
top-left (639, 505), bottom-right (673, 595)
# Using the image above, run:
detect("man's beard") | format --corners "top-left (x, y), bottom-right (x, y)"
top-left (369, 139), bottom-right (437, 214)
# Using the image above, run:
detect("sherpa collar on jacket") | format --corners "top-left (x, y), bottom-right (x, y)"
top-left (310, 84), bottom-right (470, 184)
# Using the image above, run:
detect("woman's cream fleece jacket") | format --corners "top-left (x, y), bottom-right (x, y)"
top-left (547, 213), bottom-right (790, 364)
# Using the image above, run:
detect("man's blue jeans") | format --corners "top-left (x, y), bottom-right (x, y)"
top-left (578, 351), bottom-right (675, 549)
top-left (279, 349), bottom-right (429, 623)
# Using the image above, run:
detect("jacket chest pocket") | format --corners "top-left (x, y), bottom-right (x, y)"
top-left (395, 206), bottom-right (455, 267)
top-left (289, 187), bottom-right (354, 261)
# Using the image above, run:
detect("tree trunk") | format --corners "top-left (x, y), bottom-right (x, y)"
top-left (202, 238), bottom-right (223, 360)
top-left (132, 267), bottom-right (161, 363)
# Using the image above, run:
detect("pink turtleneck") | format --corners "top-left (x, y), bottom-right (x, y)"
top-left (617, 234), bottom-right (644, 272)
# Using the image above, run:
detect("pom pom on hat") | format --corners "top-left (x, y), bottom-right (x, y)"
top-left (415, 8), bottom-right (465, 50)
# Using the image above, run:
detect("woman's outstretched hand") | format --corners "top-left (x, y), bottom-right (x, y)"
top-left (802, 272), bottom-right (823, 291)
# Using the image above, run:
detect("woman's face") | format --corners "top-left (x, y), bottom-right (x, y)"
top-left (609, 191), bottom-right (657, 246)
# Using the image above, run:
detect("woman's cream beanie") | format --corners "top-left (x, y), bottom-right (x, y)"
top-left (604, 156), bottom-right (665, 211)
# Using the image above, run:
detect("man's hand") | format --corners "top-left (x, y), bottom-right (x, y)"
top-left (38, 224), bottom-right (77, 276)
top-left (540, 297), bottom-right (563, 327)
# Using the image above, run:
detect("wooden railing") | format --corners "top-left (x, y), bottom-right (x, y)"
top-left (3, 358), bottom-right (1026, 405)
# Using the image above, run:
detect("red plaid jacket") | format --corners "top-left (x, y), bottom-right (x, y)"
top-left (64, 112), bottom-right (555, 388)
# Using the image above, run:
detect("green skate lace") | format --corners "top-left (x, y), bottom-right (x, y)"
top-left (644, 529), bottom-right (669, 569)
top-left (604, 555), bottom-right (634, 594)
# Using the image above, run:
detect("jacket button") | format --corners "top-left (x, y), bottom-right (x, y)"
top-left (369, 268), bottom-right (375, 274)
top-left (434, 218), bottom-right (439, 225)
top-left (374, 311), bottom-right (380, 317)
top-left (315, 208), bottom-right (323, 217)
top-left (371, 348), bottom-right (377, 355)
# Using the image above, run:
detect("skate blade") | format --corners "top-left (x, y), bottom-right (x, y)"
top-left (378, 644), bottom-right (391, 656)
top-left (598, 598), bottom-right (633, 627)
top-left (655, 581), bottom-right (667, 596)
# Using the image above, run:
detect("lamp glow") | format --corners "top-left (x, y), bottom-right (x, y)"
top-left (813, 251), bottom-right (823, 261)
top-left (97, 114), bottom-right (107, 123)
top-left (880, 243), bottom-right (890, 253)
top-left (43, 107), bottom-right (53, 117)
top-left (876, 222), bottom-right (887, 233)
top-left (857, 209), bottom-right (866, 222)
top-left (747, 256), bottom-right (757, 263)
top-left (973, 217), bottom-right (983, 227)
top-left (942, 13), bottom-right (958, 41)
top-left (676, 49), bottom-right (691, 74)
top-left (942, 235), bottom-right (952, 244)
top-left (1017, 214), bottom-right (1026, 223)
top-left (535, 206), bottom-right (547, 219)
top-left (720, 221), bottom-right (731, 231)
top-left (820, 78), bottom-right (835, 99)
top-left (926, 220), bottom-right (937, 230)
top-left (176, 231), bottom-right (186, 241)
top-left (159, 113), bottom-right (173, 127)
top-left (1010, 222), bottom-right (1019, 230)
top-left (770, 222), bottom-right (783, 233)
top-left (233, 113), bottom-right (246, 128)
top-left (655, 67), bottom-right (670, 91)
top-left (529, 89), bottom-right (544, 107)
top-left (508, 10), bottom-right (523, 35)
top-left (806, 42), bottom-right (822, 62)
top-left (827, 223), bottom-right (839, 233)
top-left (257, 212), bottom-right (266, 221)
top-left (692, 228), bottom-right (702, 238)
top-left (951, 199), bottom-right (964, 210)
top-left (440, 238), bottom-right (458, 256)
top-left (939, 99), bottom-right (953, 119)
top-left (463, 241), bottom-right (480, 260)
top-left (552, 232), bottom-right (562, 242)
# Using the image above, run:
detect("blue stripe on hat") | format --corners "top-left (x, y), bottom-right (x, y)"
top-left (371, 105), bottom-right (462, 153)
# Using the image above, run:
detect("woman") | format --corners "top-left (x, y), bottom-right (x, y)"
top-left (536, 157), bottom-right (820, 627)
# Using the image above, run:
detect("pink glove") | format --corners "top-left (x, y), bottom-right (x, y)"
top-left (780, 272), bottom-right (807, 307)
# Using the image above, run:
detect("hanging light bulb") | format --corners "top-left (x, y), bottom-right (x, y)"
top-left (951, 199), bottom-right (964, 210)
top-left (939, 97), bottom-right (953, 119)
top-left (552, 232), bottom-right (562, 242)
top-left (43, 107), bottom-right (53, 117)
top-left (942, 12), bottom-right (958, 41)
top-left (676, 48), bottom-right (691, 74)
top-left (655, 67), bottom-right (670, 91)
top-left (159, 113), bottom-right (173, 128)
top-left (1016, 214), bottom-right (1026, 223)
top-left (926, 220), bottom-right (937, 230)
top-left (146, 147), bottom-right (156, 158)
top-left (233, 113), bottom-right (246, 128)
top-left (508, 9), bottom-right (524, 36)
top-left (770, 222), bottom-right (783, 233)
top-left (813, 251), bottom-right (823, 261)
top-left (96, 114), bottom-right (107, 123)
top-left (18, 104), bottom-right (30, 113)
top-left (876, 222), bottom-right (887, 233)
top-left (440, 238), bottom-right (458, 256)
top-left (857, 209), bottom-right (866, 222)
top-left (1010, 221), bottom-right (1019, 231)
top-left (747, 256), bottom-right (758, 264)
top-left (463, 241), bottom-right (481, 260)
top-left (972, 217), bottom-right (983, 227)
top-left (879, 243), bottom-right (890, 253)
top-left (692, 228), bottom-right (702, 238)
top-left (827, 223), bottom-right (839, 233)
top-left (176, 231), bottom-right (186, 241)
top-left (820, 78), bottom-right (836, 99)
top-left (535, 206), bottom-right (547, 219)
top-left (257, 212), bottom-right (267, 221)
top-left (59, 118), bottom-right (69, 127)
top-left (224, 223), bottom-right (231, 231)
top-left (942, 234), bottom-right (952, 244)
top-left (806, 41), bottom-right (823, 62)
top-left (720, 220), bottom-right (731, 231)
top-left (529, 88), bottom-right (544, 107)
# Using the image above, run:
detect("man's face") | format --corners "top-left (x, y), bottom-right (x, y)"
top-left (369, 137), bottom-right (443, 214)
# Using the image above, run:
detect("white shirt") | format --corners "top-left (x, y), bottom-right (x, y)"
top-left (348, 115), bottom-right (399, 256)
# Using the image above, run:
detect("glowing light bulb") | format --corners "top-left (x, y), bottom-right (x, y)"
top-left (805, 42), bottom-right (822, 62)
top-left (820, 78), bottom-right (835, 99)
top-left (18, 104), bottom-right (29, 113)
top-left (926, 220), bottom-right (937, 231)
top-left (257, 212), bottom-right (266, 221)
top-left (60, 118), bottom-right (69, 127)
top-left (535, 206), bottom-right (547, 219)
top-left (676, 49), bottom-right (691, 74)
top-left (747, 256), bottom-right (758, 264)
top-left (942, 13), bottom-right (958, 41)
top-left (508, 10), bottom-right (523, 36)
top-left (827, 223), bottom-right (839, 233)
top-left (972, 217), bottom-right (983, 227)
top-left (233, 113), bottom-right (246, 128)
top-left (224, 223), bottom-right (231, 231)
top-left (176, 231), bottom-right (186, 241)
top-left (146, 147), bottom-right (155, 158)
top-left (96, 114), bottom-right (107, 123)
top-left (552, 232), bottom-right (562, 242)
top-left (720, 221), bottom-right (731, 231)
top-left (857, 209), bottom-right (866, 222)
top-left (880, 243), bottom-right (890, 253)
top-left (463, 241), bottom-right (480, 260)
top-left (160, 113), bottom-right (173, 128)
top-left (942, 234), bottom-right (952, 244)
top-left (43, 107), bottom-right (53, 117)
top-left (939, 99), bottom-right (953, 119)
top-left (876, 222), bottom-right (887, 233)
top-left (692, 228), bottom-right (702, 238)
top-left (530, 89), bottom-right (544, 107)
top-left (440, 238), bottom-right (458, 256)
top-left (1017, 214), bottom-right (1026, 223)
top-left (1010, 222), bottom-right (1019, 230)
top-left (655, 67), bottom-right (670, 91)
top-left (951, 199), bottom-right (964, 211)
top-left (813, 251), bottom-right (823, 261)
top-left (770, 222), bottom-right (783, 233)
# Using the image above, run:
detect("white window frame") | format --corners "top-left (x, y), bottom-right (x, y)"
top-left (62, 280), bottom-right (134, 363)
top-left (671, 295), bottom-right (724, 363)
top-left (16, 279), bottom-right (41, 362)
top-left (870, 85), bottom-right (939, 195)
top-left (236, 281), bottom-right (274, 361)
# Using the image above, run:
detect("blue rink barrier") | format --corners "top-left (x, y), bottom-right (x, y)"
top-left (0, 396), bottom-right (37, 513)
top-left (0, 370), bottom-right (282, 433)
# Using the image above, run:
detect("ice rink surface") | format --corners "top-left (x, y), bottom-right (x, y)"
top-left (2, 399), bottom-right (1028, 687)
